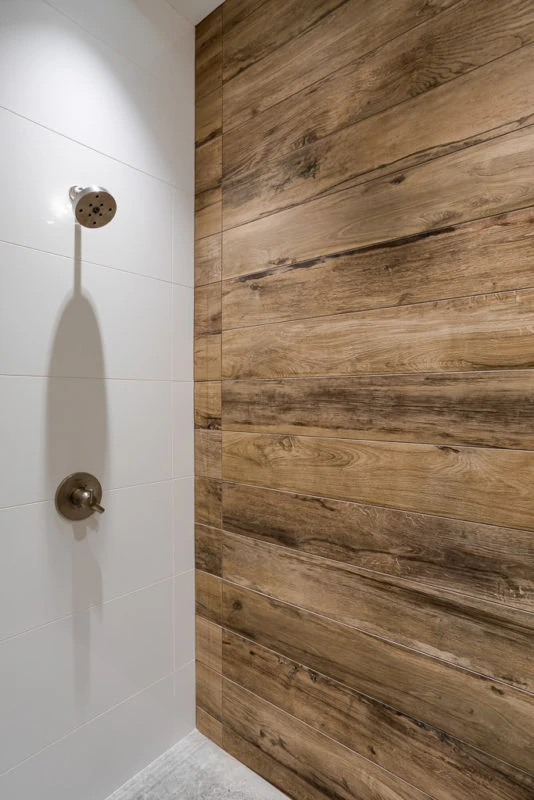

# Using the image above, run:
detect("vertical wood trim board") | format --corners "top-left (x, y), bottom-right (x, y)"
top-left (195, 1), bottom-right (534, 796)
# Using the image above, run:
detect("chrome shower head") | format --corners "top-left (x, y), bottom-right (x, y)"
top-left (69, 185), bottom-right (117, 228)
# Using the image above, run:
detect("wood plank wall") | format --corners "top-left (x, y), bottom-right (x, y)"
top-left (194, 1), bottom-right (534, 797)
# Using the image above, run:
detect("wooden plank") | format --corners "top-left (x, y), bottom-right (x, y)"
top-left (195, 283), bottom-right (222, 335)
top-left (196, 185), bottom-right (221, 216)
top-left (223, 632), bottom-right (534, 800)
top-left (222, 584), bottom-right (534, 773)
top-left (195, 381), bottom-right (221, 430)
top-left (221, 209), bottom-right (534, 328)
top-left (223, 1), bottom-right (534, 198)
top-left (222, 372), bottom-right (534, 450)
top-left (222, 432), bottom-right (534, 531)
top-left (223, 532), bottom-right (534, 692)
top-left (223, 0), bottom-right (344, 83)
top-left (195, 199), bottom-right (221, 241)
top-left (223, 45), bottom-right (534, 228)
top-left (197, 661), bottom-right (222, 720)
top-left (223, 0), bottom-right (458, 131)
top-left (196, 88), bottom-right (222, 149)
top-left (194, 333), bottom-right (221, 382)
top-left (195, 477), bottom-right (222, 528)
top-left (222, 0), bottom-right (267, 34)
top-left (196, 7), bottom-right (222, 101)
top-left (196, 137), bottom-right (222, 199)
top-left (195, 429), bottom-right (222, 479)
top-left (222, 125), bottom-right (534, 278)
top-left (223, 287), bottom-right (534, 380)
top-left (196, 523), bottom-right (222, 576)
top-left (195, 233), bottom-right (221, 287)
top-left (222, 483), bottom-right (534, 612)
top-left (196, 571), bottom-right (222, 624)
top-left (196, 616), bottom-right (223, 672)
top-left (197, 706), bottom-right (223, 746)
top-left (223, 680), bottom-right (428, 800)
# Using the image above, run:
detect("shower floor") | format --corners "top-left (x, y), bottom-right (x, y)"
top-left (107, 730), bottom-right (288, 800)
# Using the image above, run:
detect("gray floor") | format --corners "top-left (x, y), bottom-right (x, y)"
top-left (107, 730), bottom-right (288, 800)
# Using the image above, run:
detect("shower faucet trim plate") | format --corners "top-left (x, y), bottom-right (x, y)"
top-left (55, 472), bottom-right (105, 521)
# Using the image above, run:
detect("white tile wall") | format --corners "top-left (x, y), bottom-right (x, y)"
top-left (173, 477), bottom-right (195, 575)
top-left (174, 570), bottom-right (196, 669)
top-left (173, 283), bottom-right (195, 380)
top-left (0, 675), bottom-right (178, 800)
top-left (0, 111), bottom-right (175, 281)
top-left (0, 0), bottom-right (195, 795)
top-left (0, 1), bottom-right (194, 187)
top-left (0, 482), bottom-right (174, 641)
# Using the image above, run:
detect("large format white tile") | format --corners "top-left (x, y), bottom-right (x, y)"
top-left (173, 284), bottom-right (194, 380)
top-left (0, 481), bottom-right (173, 641)
top-left (0, 108), bottom-right (173, 281)
top-left (173, 185), bottom-right (195, 287)
top-left (0, 580), bottom-right (173, 773)
top-left (0, 376), bottom-right (172, 508)
top-left (174, 659), bottom-right (196, 741)
top-left (173, 382), bottom-right (194, 478)
top-left (45, 0), bottom-right (194, 85)
top-left (174, 570), bottom-right (195, 669)
top-left (0, 1), bottom-right (192, 185)
top-left (173, 477), bottom-right (195, 575)
top-left (0, 241), bottom-right (172, 380)
top-left (0, 675), bottom-right (176, 800)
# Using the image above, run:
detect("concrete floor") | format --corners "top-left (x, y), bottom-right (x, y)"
top-left (107, 730), bottom-right (288, 800)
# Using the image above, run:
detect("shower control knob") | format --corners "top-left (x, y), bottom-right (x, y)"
top-left (55, 473), bottom-right (105, 521)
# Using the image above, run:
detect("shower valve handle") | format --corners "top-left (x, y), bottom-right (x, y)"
top-left (55, 473), bottom-right (105, 521)
top-left (71, 487), bottom-right (105, 515)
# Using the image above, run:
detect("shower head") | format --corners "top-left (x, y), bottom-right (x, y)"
top-left (69, 185), bottom-right (117, 228)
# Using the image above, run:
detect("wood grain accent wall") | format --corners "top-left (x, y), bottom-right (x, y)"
top-left (194, 2), bottom-right (534, 797)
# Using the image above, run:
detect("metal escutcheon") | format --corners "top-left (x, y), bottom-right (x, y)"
top-left (55, 472), bottom-right (105, 521)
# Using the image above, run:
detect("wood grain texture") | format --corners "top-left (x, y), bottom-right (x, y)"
top-left (196, 88), bottom-right (222, 149)
top-left (195, 283), bottom-right (222, 335)
top-left (194, 332), bottom-right (221, 382)
top-left (195, 234), bottom-right (221, 287)
top-left (222, 125), bottom-right (534, 277)
top-left (196, 0), bottom-right (534, 793)
top-left (224, 45), bottom-right (534, 228)
top-left (223, 2), bottom-right (534, 209)
top-left (221, 209), bottom-right (534, 328)
top-left (223, 532), bottom-right (534, 691)
top-left (222, 0), bottom-right (267, 33)
top-left (196, 137), bottom-right (222, 199)
top-left (223, 287), bottom-right (534, 380)
top-left (223, 680), bottom-right (428, 800)
top-left (196, 616), bottom-right (223, 672)
top-left (222, 483), bottom-right (534, 611)
top-left (197, 706), bottom-right (223, 746)
top-left (223, 583), bottom-right (534, 774)
top-left (195, 199), bottom-right (222, 241)
top-left (196, 7), bottom-right (222, 101)
top-left (196, 524), bottom-right (222, 575)
top-left (222, 0), bottom-right (344, 83)
top-left (195, 381), bottom-right (222, 430)
top-left (222, 431), bottom-right (534, 531)
top-left (195, 477), bottom-right (222, 528)
top-left (195, 429), bottom-right (222, 479)
top-left (197, 661), bottom-right (223, 720)
top-left (222, 0), bottom-right (457, 131)
top-left (223, 631), bottom-right (534, 800)
top-left (196, 570), bottom-right (222, 624)
top-left (222, 371), bottom-right (534, 449)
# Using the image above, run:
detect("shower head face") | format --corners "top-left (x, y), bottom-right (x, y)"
top-left (70, 186), bottom-right (117, 228)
